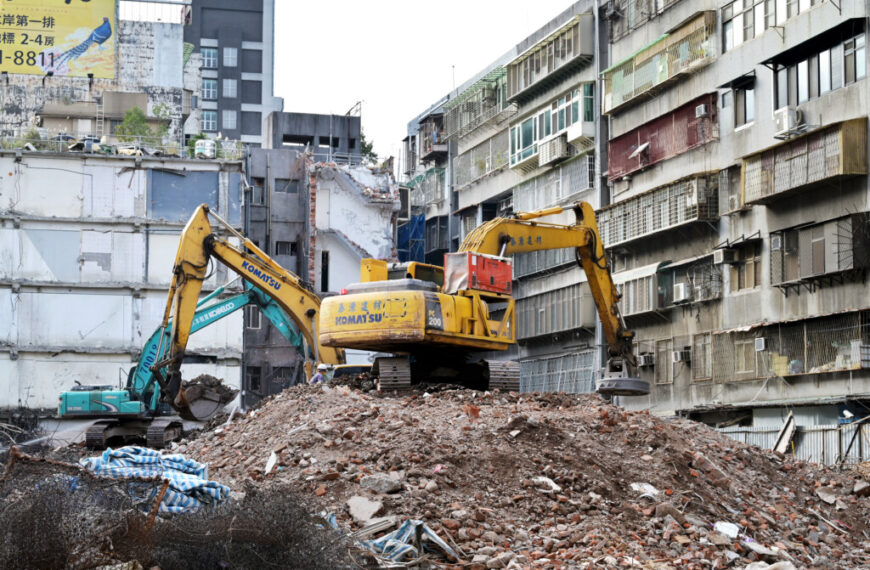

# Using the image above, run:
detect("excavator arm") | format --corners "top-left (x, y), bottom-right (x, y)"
top-left (459, 201), bottom-right (645, 396)
top-left (154, 204), bottom-right (344, 420)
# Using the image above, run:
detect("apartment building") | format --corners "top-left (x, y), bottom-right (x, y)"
top-left (404, 0), bottom-right (870, 436)
top-left (184, 0), bottom-right (283, 145)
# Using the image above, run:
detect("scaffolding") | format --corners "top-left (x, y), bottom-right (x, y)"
top-left (520, 350), bottom-right (596, 394)
top-left (603, 12), bottom-right (714, 114)
top-left (597, 174), bottom-right (718, 248)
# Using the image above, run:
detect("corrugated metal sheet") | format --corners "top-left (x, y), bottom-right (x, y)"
top-left (719, 422), bottom-right (870, 467)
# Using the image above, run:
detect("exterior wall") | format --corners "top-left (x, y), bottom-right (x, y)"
top-left (242, 148), bottom-right (309, 406)
top-left (0, 151), bottom-right (245, 411)
top-left (263, 112), bottom-right (362, 163)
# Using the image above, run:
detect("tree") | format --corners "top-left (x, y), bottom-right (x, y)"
top-left (114, 107), bottom-right (156, 142)
top-left (360, 130), bottom-right (377, 164)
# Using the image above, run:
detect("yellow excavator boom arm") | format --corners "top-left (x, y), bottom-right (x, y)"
top-left (459, 201), bottom-right (632, 359)
top-left (155, 204), bottom-right (344, 418)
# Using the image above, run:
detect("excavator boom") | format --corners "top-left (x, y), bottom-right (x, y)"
top-left (155, 204), bottom-right (344, 420)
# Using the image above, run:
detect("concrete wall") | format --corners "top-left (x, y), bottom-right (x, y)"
top-left (0, 151), bottom-right (245, 411)
top-left (264, 113), bottom-right (362, 163)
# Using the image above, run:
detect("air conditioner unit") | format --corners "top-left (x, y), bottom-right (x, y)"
top-left (695, 104), bottom-right (709, 118)
top-left (755, 337), bottom-right (767, 352)
top-left (685, 180), bottom-right (698, 207)
top-left (638, 354), bottom-right (655, 367)
top-left (673, 282), bottom-right (692, 303)
top-left (727, 194), bottom-right (740, 212)
top-left (774, 107), bottom-right (802, 137)
top-left (713, 248), bottom-right (736, 265)
top-left (539, 134), bottom-right (570, 167)
top-left (672, 349), bottom-right (691, 363)
top-left (481, 87), bottom-right (496, 105)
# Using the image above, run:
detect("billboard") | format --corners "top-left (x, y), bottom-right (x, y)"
top-left (0, 0), bottom-right (116, 79)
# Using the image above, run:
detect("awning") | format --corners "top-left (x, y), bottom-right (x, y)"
top-left (714, 231), bottom-right (762, 249)
top-left (718, 71), bottom-right (755, 90)
top-left (761, 18), bottom-right (864, 68)
top-left (612, 261), bottom-right (667, 285)
top-left (661, 252), bottom-right (713, 269)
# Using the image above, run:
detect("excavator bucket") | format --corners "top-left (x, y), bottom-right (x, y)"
top-left (172, 374), bottom-right (239, 421)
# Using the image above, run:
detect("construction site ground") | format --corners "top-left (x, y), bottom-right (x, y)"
top-left (3, 382), bottom-right (870, 569)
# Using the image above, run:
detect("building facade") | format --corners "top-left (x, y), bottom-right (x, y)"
top-left (184, 0), bottom-right (283, 146)
top-left (404, 0), bottom-right (870, 434)
top-left (0, 149), bottom-right (245, 412)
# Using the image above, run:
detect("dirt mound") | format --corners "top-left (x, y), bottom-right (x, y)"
top-left (173, 385), bottom-right (870, 568)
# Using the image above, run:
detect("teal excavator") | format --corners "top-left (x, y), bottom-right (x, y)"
top-left (58, 281), bottom-right (304, 448)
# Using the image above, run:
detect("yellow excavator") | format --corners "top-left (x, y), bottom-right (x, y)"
top-left (152, 204), bottom-right (344, 421)
top-left (318, 201), bottom-right (648, 396)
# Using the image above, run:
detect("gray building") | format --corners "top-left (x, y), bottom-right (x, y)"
top-left (404, 0), bottom-right (870, 440)
top-left (184, 0), bottom-right (283, 145)
top-left (263, 112), bottom-right (362, 163)
top-left (242, 148), bottom-right (310, 406)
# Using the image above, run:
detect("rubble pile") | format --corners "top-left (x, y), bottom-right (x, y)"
top-left (177, 385), bottom-right (870, 569)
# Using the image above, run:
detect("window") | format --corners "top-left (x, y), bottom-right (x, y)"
top-left (201, 110), bottom-right (217, 131)
top-left (275, 178), bottom-right (299, 193)
top-left (201, 47), bottom-right (217, 68)
top-left (774, 33), bottom-right (865, 108)
top-left (583, 83), bottom-right (594, 122)
top-left (202, 78), bottom-right (217, 100)
top-left (222, 79), bottom-right (237, 98)
top-left (321, 250), bottom-right (329, 292)
top-left (722, 0), bottom-right (819, 51)
top-left (734, 86), bottom-right (755, 126)
top-left (692, 333), bottom-right (712, 380)
top-left (275, 241), bottom-right (297, 256)
top-left (223, 47), bottom-right (238, 67)
top-left (222, 110), bottom-right (237, 130)
top-left (251, 177), bottom-right (265, 205)
top-left (273, 367), bottom-right (295, 385)
top-left (655, 339), bottom-right (673, 385)
top-left (734, 339), bottom-right (757, 375)
top-left (245, 306), bottom-right (261, 329)
top-left (246, 366), bottom-right (261, 392)
top-left (731, 242), bottom-right (761, 292)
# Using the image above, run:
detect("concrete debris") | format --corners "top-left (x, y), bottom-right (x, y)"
top-left (172, 385), bottom-right (870, 567)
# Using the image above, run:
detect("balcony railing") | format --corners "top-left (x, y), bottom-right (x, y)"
top-left (454, 130), bottom-right (509, 190)
top-left (513, 154), bottom-right (594, 213)
top-left (506, 14), bottom-right (594, 103)
top-left (444, 67), bottom-right (517, 141)
top-left (597, 174), bottom-right (718, 248)
top-left (419, 117), bottom-right (447, 161)
top-left (407, 167), bottom-right (445, 206)
top-left (743, 118), bottom-right (868, 205)
top-left (602, 12), bottom-right (714, 115)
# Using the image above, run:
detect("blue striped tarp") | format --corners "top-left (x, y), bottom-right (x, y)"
top-left (80, 446), bottom-right (230, 514)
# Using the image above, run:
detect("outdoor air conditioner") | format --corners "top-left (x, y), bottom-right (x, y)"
top-left (672, 350), bottom-right (691, 363)
top-left (755, 337), bottom-right (767, 352)
top-left (638, 354), bottom-right (655, 367)
top-left (673, 282), bottom-right (692, 303)
top-left (713, 249), bottom-right (736, 265)
top-left (695, 104), bottom-right (709, 118)
top-left (728, 194), bottom-right (740, 212)
top-left (539, 134), bottom-right (570, 167)
top-left (774, 107), bottom-right (802, 137)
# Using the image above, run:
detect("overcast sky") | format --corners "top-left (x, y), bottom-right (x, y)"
top-left (274, 0), bottom-right (577, 162)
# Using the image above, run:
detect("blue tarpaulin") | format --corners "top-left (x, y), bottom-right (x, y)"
top-left (80, 446), bottom-right (230, 514)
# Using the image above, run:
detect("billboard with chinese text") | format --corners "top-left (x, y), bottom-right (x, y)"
top-left (0, 0), bottom-right (116, 79)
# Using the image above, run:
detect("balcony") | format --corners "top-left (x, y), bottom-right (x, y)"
top-left (608, 93), bottom-right (717, 181)
top-left (513, 154), bottom-right (594, 212)
top-left (407, 167), bottom-right (445, 206)
top-left (602, 12), bottom-right (714, 115)
top-left (742, 118), bottom-right (867, 205)
top-left (597, 174), bottom-right (718, 248)
top-left (506, 14), bottom-right (594, 103)
top-left (516, 282), bottom-right (596, 341)
top-left (419, 114), bottom-right (447, 162)
top-left (444, 67), bottom-right (517, 141)
top-left (453, 130), bottom-right (509, 191)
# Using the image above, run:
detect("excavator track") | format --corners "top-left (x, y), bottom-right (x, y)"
top-left (85, 420), bottom-right (117, 449)
top-left (146, 419), bottom-right (184, 449)
top-left (374, 356), bottom-right (412, 392)
top-left (487, 360), bottom-right (521, 392)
